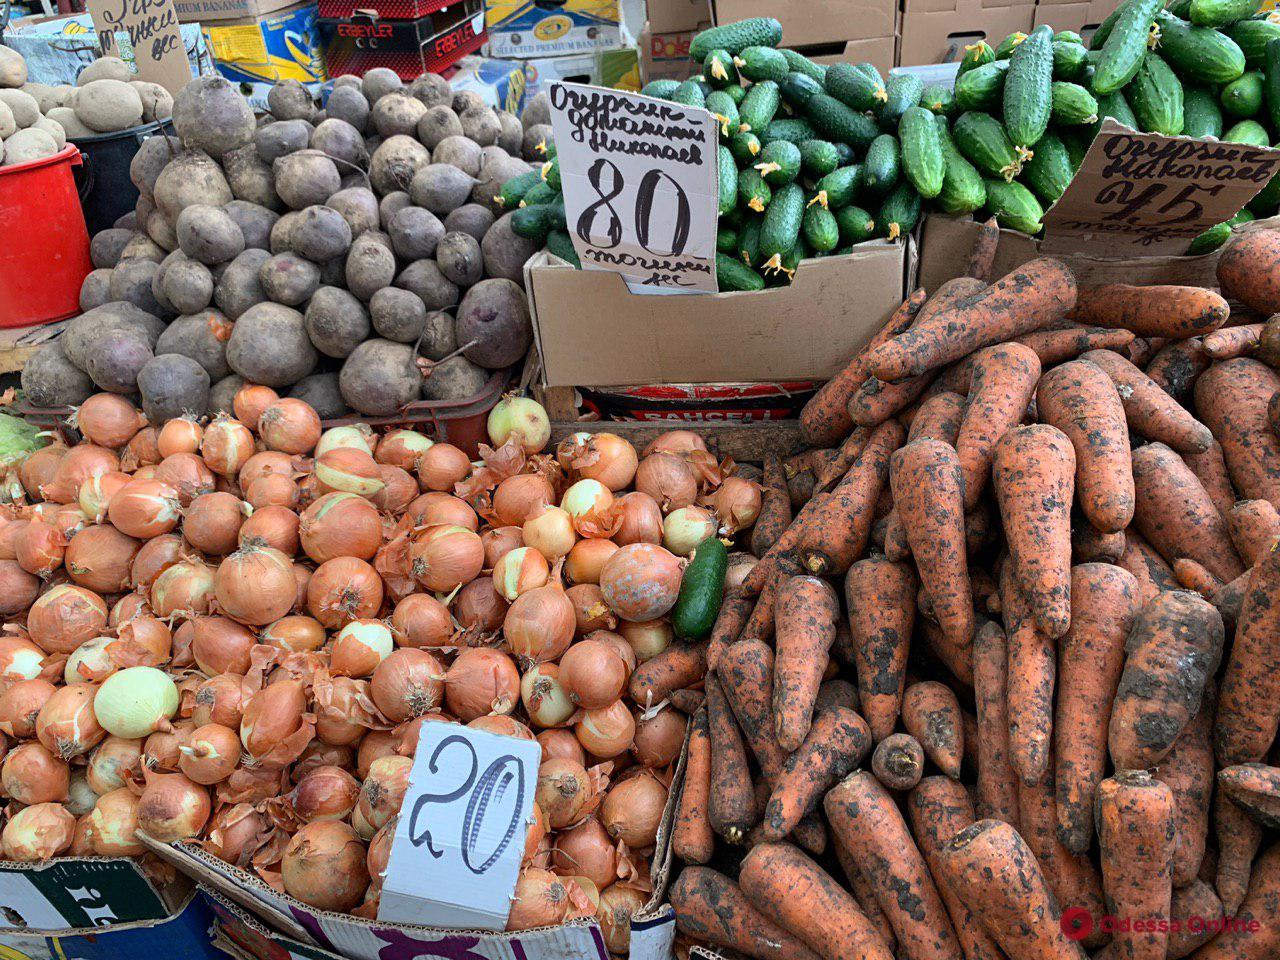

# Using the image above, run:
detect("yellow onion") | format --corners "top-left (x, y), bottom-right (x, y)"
top-left (282, 820), bottom-right (369, 912)
top-left (94, 666), bottom-right (178, 739)
top-left (108, 478), bottom-right (181, 538)
top-left (137, 770), bottom-right (211, 840)
top-left (589, 631), bottom-right (637, 676)
top-left (375, 429), bottom-right (433, 471)
top-left (0, 678), bottom-right (55, 737)
top-left (144, 720), bottom-right (192, 772)
top-left (454, 578), bottom-right (508, 635)
top-left (522, 663), bottom-right (574, 729)
top-left (155, 452), bottom-right (216, 505)
top-left (315, 423), bottom-right (375, 458)
top-left (559, 638), bottom-right (629, 710)
top-left (0, 636), bottom-right (46, 682)
top-left (259, 399), bottom-right (322, 455)
top-left (202, 416), bottom-right (256, 477)
top-left (292, 765), bottom-right (360, 822)
top-left (331, 619), bottom-right (395, 678)
top-left (418, 443), bottom-right (472, 491)
top-left (1, 741), bottom-right (69, 803)
top-left (493, 474), bottom-right (555, 527)
top-left (493, 546), bottom-right (550, 601)
top-left (538, 728), bottom-right (585, 765)
top-left (234, 384), bottom-right (279, 429)
top-left (306, 557), bottom-right (383, 629)
top-left (601, 771), bottom-right (667, 848)
top-left (77, 470), bottom-right (131, 522)
top-left (130, 534), bottom-right (183, 591)
top-left (633, 708), bottom-right (687, 768)
top-left (368, 817), bottom-right (395, 884)
top-left (191, 616), bottom-right (256, 675)
top-left (565, 538), bottom-right (619, 586)
top-left (109, 591), bottom-right (151, 627)
top-left (523, 801), bottom-right (548, 865)
top-left (612, 492), bottom-right (662, 546)
top-left (644, 431), bottom-right (707, 456)
top-left (470, 715), bottom-right (534, 739)
top-left (634, 453), bottom-right (697, 512)
top-left (410, 524), bottom-right (484, 592)
top-left (65, 524), bottom-right (139, 594)
top-left (238, 504), bottom-right (300, 555)
top-left (599, 544), bottom-right (683, 622)
top-left (561, 479), bottom-right (615, 537)
top-left (215, 543), bottom-right (297, 626)
top-left (523, 504), bottom-right (577, 561)
top-left (709, 476), bottom-right (762, 533)
top-left (389, 594), bottom-right (453, 648)
top-left (358, 754), bottom-right (412, 830)
top-left (262, 615), bottom-right (326, 653)
top-left (616, 620), bottom-right (672, 663)
top-left (64, 636), bottom-right (117, 683)
top-left (15, 519), bottom-right (65, 577)
top-left (482, 525), bottom-right (525, 567)
top-left (316, 448), bottom-right (385, 497)
top-left (571, 433), bottom-right (638, 492)
top-left (246, 473), bottom-right (300, 510)
top-left (407, 492), bottom-right (479, 530)
top-left (536, 758), bottom-right (594, 828)
top-left (373, 465), bottom-right (418, 515)
top-left (574, 700), bottom-right (634, 758)
top-left (44, 444), bottom-right (120, 504)
top-left (50, 503), bottom-right (90, 541)
top-left (552, 816), bottom-right (617, 891)
top-left (37, 683), bottom-right (106, 758)
top-left (115, 616), bottom-right (172, 667)
top-left (445, 648), bottom-right (520, 721)
top-left (370, 648), bottom-right (445, 722)
top-left (597, 884), bottom-right (648, 955)
top-left (566, 584), bottom-right (616, 634)
top-left (314, 676), bottom-right (374, 745)
top-left (88, 787), bottom-right (144, 855)
top-left (0, 560), bottom-right (39, 615)
top-left (121, 426), bottom-right (160, 470)
top-left (2, 802), bottom-right (75, 861)
top-left (202, 802), bottom-right (264, 866)
top-left (240, 679), bottom-right (310, 764)
top-left (300, 492), bottom-right (382, 563)
top-left (0, 517), bottom-right (24, 560)
top-left (27, 584), bottom-right (108, 655)
top-left (178, 723), bottom-right (241, 784)
top-left (157, 418), bottom-right (204, 458)
top-left (507, 868), bottom-right (576, 931)
top-left (72, 814), bottom-right (97, 855)
top-left (20, 443), bottom-right (67, 501)
top-left (505, 568), bottom-right (575, 664)
top-left (87, 736), bottom-right (144, 794)
top-left (192, 674), bottom-right (247, 730)
top-left (238, 450), bottom-right (295, 490)
top-left (183, 491), bottom-right (248, 556)
top-left (661, 506), bottom-right (716, 555)
top-left (725, 552), bottom-right (758, 592)
top-left (487, 396), bottom-right (550, 454)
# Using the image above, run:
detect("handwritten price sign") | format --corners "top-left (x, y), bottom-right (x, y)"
top-left (377, 725), bottom-right (541, 931)
top-left (87, 0), bottom-right (192, 95)
top-left (548, 82), bottom-right (719, 294)
top-left (1041, 119), bottom-right (1280, 255)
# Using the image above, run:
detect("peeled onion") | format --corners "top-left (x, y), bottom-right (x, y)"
top-left (191, 616), bottom-right (256, 675)
top-left (662, 506), bottom-right (716, 555)
top-left (300, 492), bottom-right (382, 563)
top-left (64, 636), bottom-right (117, 684)
top-left (418, 443), bottom-right (471, 492)
top-left (493, 474), bottom-right (554, 527)
top-left (94, 666), bottom-right (178, 739)
top-left (601, 771), bottom-right (667, 848)
top-left (2, 801), bottom-right (75, 861)
top-left (27, 584), bottom-right (108, 654)
top-left (331, 619), bottom-right (394, 677)
top-left (108, 478), bottom-right (181, 538)
top-left (505, 570), bottom-right (575, 664)
top-left (634, 453), bottom-right (697, 511)
top-left (599, 543), bottom-right (683, 622)
top-left (157, 418), bottom-right (203, 458)
top-left (523, 504), bottom-right (576, 561)
top-left (454, 578), bottom-right (508, 635)
top-left (488, 396), bottom-right (550, 454)
top-left (282, 820), bottom-right (369, 911)
top-left (215, 543), bottom-right (297, 625)
top-left (552, 816), bottom-right (617, 891)
top-left (306, 556), bottom-right (383, 629)
top-left (445, 648), bottom-right (520, 721)
top-left (410, 524), bottom-right (484, 592)
top-left (259, 399), bottom-right (322, 455)
top-left (316, 448), bottom-right (385, 497)
top-left (559, 639), bottom-right (629, 710)
top-left (407, 492), bottom-right (479, 530)
top-left (137, 770), bottom-right (211, 840)
top-left (521, 663), bottom-right (575, 729)
top-left (1, 741), bottom-right (69, 803)
top-left (370, 648), bottom-right (445, 722)
top-left (202, 417), bottom-right (256, 477)
top-left (315, 424), bottom-right (375, 458)
top-left (0, 678), bottom-right (55, 737)
top-left (574, 700), bottom-right (635, 758)
top-left (612, 492), bottom-right (662, 546)
top-left (178, 723), bottom-right (241, 784)
top-left (238, 504), bottom-right (300, 555)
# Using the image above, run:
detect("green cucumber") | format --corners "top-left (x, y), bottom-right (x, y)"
top-left (1187, 219), bottom-right (1234, 253)
top-left (1224, 17), bottom-right (1280, 67)
top-left (861, 133), bottom-right (901, 196)
top-left (1096, 88), bottom-right (1140, 129)
top-left (670, 81), bottom-right (707, 109)
top-left (730, 131), bottom-right (762, 164)
top-left (498, 169), bottom-right (542, 208)
top-left (1222, 69), bottom-right (1266, 116)
top-left (717, 145), bottom-right (737, 215)
top-left (814, 165), bottom-right (862, 208)
top-left (739, 80), bottom-right (782, 132)
top-left (1021, 132), bottom-right (1075, 204)
top-left (879, 73), bottom-right (925, 125)
top-left (1153, 11), bottom-right (1246, 84)
top-left (511, 203), bottom-right (553, 242)
top-left (738, 216), bottom-right (762, 265)
top-left (521, 181), bottom-right (556, 206)
top-left (1189, 0), bottom-right (1260, 28)
top-left (1057, 29), bottom-right (1085, 43)
top-left (738, 167), bottom-right (772, 212)
top-left (1060, 127), bottom-right (1093, 168)
top-left (995, 32), bottom-right (1028, 59)
top-left (802, 204), bottom-right (840, 252)
top-left (1004, 25), bottom-right (1055, 147)
top-left (899, 105), bottom-right (945, 199)
top-left (1053, 40), bottom-right (1090, 80)
top-left (877, 182), bottom-right (921, 239)
top-left (825, 61), bottom-right (887, 111)
top-left (805, 93), bottom-right (879, 149)
top-left (759, 182), bottom-right (805, 271)
top-left (984, 179), bottom-right (1045, 234)
top-left (835, 143), bottom-right (857, 165)
top-left (715, 253), bottom-right (765, 293)
top-left (1223, 117), bottom-right (1271, 142)
top-left (955, 61), bottom-right (1009, 111)
top-left (705, 91), bottom-right (741, 138)
top-left (716, 227), bottom-right (738, 253)
top-left (1129, 53), bottom-right (1185, 134)
top-left (798, 139), bottom-right (841, 177)
top-left (1089, 4), bottom-right (1127, 48)
top-left (935, 114), bottom-right (987, 215)
top-left (545, 230), bottom-right (580, 268)
top-left (762, 118), bottom-right (817, 144)
top-left (780, 72), bottom-right (824, 108)
top-left (958, 40), bottom-right (996, 75)
top-left (724, 83), bottom-right (747, 105)
top-left (920, 83), bottom-right (956, 116)
top-left (690, 18), bottom-right (783, 60)
top-left (1093, 0), bottom-right (1163, 94)
top-left (1267, 36), bottom-right (1280, 131)
top-left (768, 235), bottom-right (810, 285)
top-left (1166, 0), bottom-right (1194, 19)
top-left (754, 139), bottom-right (802, 185)
top-left (834, 205), bottom-right (877, 244)
top-left (736, 45), bottom-right (789, 82)
top-left (703, 49), bottom-right (738, 87)
top-left (1249, 168), bottom-right (1280, 213)
top-left (1051, 81), bottom-right (1100, 124)
top-left (1184, 85), bottom-right (1226, 136)
top-left (641, 79), bottom-right (681, 99)
top-left (954, 111), bottom-right (1026, 181)
top-left (780, 48), bottom-right (827, 82)
top-left (542, 157), bottom-right (561, 191)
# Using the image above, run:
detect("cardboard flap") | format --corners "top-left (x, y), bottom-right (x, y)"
top-left (1041, 120), bottom-right (1280, 256)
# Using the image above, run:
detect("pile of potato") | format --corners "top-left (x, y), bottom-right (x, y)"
top-left (22, 66), bottom-right (555, 422)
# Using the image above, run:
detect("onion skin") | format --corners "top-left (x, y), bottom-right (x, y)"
top-left (410, 524), bottom-right (485, 593)
top-left (523, 505), bottom-right (576, 562)
top-left (493, 474), bottom-right (555, 528)
top-left (331, 619), bottom-right (394, 678)
top-left (247, 474), bottom-right (301, 511)
top-left (315, 448), bottom-right (385, 498)
top-left (572, 434), bottom-right (638, 492)
top-left (565, 538), bottom-right (619, 586)
top-left (504, 575), bottom-right (576, 664)
top-left (239, 450), bottom-right (295, 491)
top-left (536, 758), bottom-right (592, 829)
top-left (357, 755), bottom-right (412, 830)
top-left (202, 802), bottom-right (265, 866)
top-left (357, 730), bottom-right (398, 778)
top-left (599, 544), bottom-right (684, 623)
top-left (316, 424), bottom-right (375, 458)
top-left (376, 429), bottom-right (434, 472)
top-left (108, 478), bottom-right (182, 539)
top-left (521, 662), bottom-right (575, 729)
top-left (155, 453), bottom-right (216, 506)
top-left (282, 821), bottom-right (369, 912)
top-left (634, 454), bottom-right (697, 512)
top-left (234, 385), bottom-right (280, 429)
top-left (597, 884), bottom-right (648, 954)
top-left (482, 525), bottom-right (524, 567)
top-left (0, 635), bottom-right (45, 682)
top-left (493, 546), bottom-right (550, 601)
top-left (150, 560), bottom-right (218, 619)
top-left (87, 787), bottom-right (145, 855)
top-left (373, 466), bottom-right (418, 515)
top-left (87, 736), bottom-right (144, 794)
top-left (313, 675), bottom-right (376, 746)
top-left (240, 679), bottom-right (310, 765)
top-left (537, 728), bottom-right (585, 765)
top-left (130, 534), bottom-right (184, 590)
top-left (506, 868), bottom-right (576, 931)
top-left (192, 674), bottom-right (247, 728)
top-left (15, 519), bottom-right (66, 578)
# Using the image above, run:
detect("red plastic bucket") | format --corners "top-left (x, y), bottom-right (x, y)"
top-left (0, 145), bottom-right (92, 329)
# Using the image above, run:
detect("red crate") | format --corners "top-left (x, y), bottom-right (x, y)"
top-left (320, 6), bottom-right (485, 79)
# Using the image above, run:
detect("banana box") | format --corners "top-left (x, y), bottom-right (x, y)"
top-left (202, 0), bottom-right (327, 108)
top-left (485, 0), bottom-right (621, 58)
top-left (447, 55), bottom-right (529, 114)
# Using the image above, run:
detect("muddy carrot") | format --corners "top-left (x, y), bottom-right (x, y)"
top-left (1131, 442), bottom-right (1244, 584)
top-left (1203, 323), bottom-right (1263, 359)
top-left (866, 258), bottom-right (1077, 383)
top-left (670, 866), bottom-right (822, 960)
top-left (846, 557), bottom-right (916, 742)
top-left (1270, 390), bottom-right (1280, 438)
top-left (1182, 440), bottom-right (1237, 522)
top-left (1108, 591), bottom-right (1224, 770)
top-left (872, 733), bottom-right (925, 790)
top-left (763, 706), bottom-right (870, 841)
top-left (813, 427), bottom-right (872, 493)
top-left (1126, 336), bottom-right (1158, 367)
top-left (1081, 349), bottom-right (1214, 454)
top-left (717, 638), bottom-right (787, 783)
top-left (1209, 568), bottom-right (1249, 627)
top-left (955, 342), bottom-right (1042, 511)
top-left (909, 391), bottom-right (967, 445)
top-left (1214, 791), bottom-right (1265, 917)
top-left (1014, 325), bottom-right (1135, 365)
top-left (825, 771), bottom-right (964, 960)
top-left (1165, 879), bottom-right (1222, 960)
top-left (1228, 500), bottom-right (1280, 566)
top-left (936, 819), bottom-right (1087, 960)
top-left (1175, 557), bottom-right (1225, 598)
top-left (668, 687), bottom-right (704, 714)
top-left (673, 708), bottom-right (714, 865)
top-left (972, 620), bottom-right (1020, 825)
top-left (901, 680), bottom-right (964, 780)
top-left (629, 641), bottom-right (707, 708)
top-left (1116, 528), bottom-right (1180, 605)
top-left (814, 677), bottom-right (859, 715)
top-left (1144, 338), bottom-right (1211, 403)
top-left (706, 591), bottom-right (753, 672)
top-left (1001, 561), bottom-right (1056, 786)
top-left (1215, 545), bottom-right (1280, 767)
top-left (966, 216), bottom-right (1000, 281)
top-left (1037, 359), bottom-right (1134, 534)
top-left (883, 512), bottom-right (910, 561)
top-left (751, 455), bottom-right (792, 559)
top-left (797, 419), bottom-right (904, 576)
top-left (1198, 841), bottom-right (1280, 960)
top-left (799, 288), bottom-right (928, 447)
top-left (1072, 518), bottom-right (1125, 563)
top-left (773, 575), bottom-right (840, 751)
top-left (1054, 562), bottom-right (1140, 854)
top-left (832, 842), bottom-right (898, 955)
top-left (1218, 764), bottom-right (1280, 828)
top-left (1195, 358), bottom-right (1280, 508)
top-left (741, 555), bottom-right (799, 643)
top-left (1070, 284), bottom-right (1229, 338)
top-left (739, 842), bottom-right (894, 960)
top-left (1217, 226), bottom-right (1280, 312)
top-left (1155, 691), bottom-right (1215, 888)
top-left (705, 674), bottom-right (753, 844)
top-left (1097, 771), bottom-right (1176, 960)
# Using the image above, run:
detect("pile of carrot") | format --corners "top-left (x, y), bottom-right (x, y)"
top-left (666, 221), bottom-right (1280, 960)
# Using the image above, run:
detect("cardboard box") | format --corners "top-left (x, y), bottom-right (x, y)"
top-left (176, 0), bottom-right (296, 23)
top-left (647, 0), bottom-right (710, 33)
top-left (712, 0), bottom-right (895, 47)
top-left (523, 45), bottom-right (640, 97)
top-left (899, 0), bottom-right (1033, 65)
top-left (446, 54), bottom-right (528, 113)
top-left (486, 0), bottom-right (623, 58)
top-left (639, 22), bottom-right (705, 83)
top-left (1032, 0), bottom-right (1115, 37)
top-left (526, 240), bottom-right (911, 388)
top-left (793, 35), bottom-right (896, 73)
top-left (202, 1), bottom-right (326, 109)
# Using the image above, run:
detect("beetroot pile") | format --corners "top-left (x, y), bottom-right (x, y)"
top-left (0, 385), bottom-right (762, 951)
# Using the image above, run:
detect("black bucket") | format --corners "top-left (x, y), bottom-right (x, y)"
top-left (70, 120), bottom-right (176, 236)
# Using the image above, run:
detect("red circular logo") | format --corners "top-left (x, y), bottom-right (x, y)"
top-left (1061, 907), bottom-right (1094, 941)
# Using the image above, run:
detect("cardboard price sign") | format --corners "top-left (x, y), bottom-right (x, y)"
top-left (548, 81), bottom-right (719, 294)
top-left (1042, 119), bottom-right (1280, 255)
top-left (87, 0), bottom-right (192, 96)
top-left (377, 725), bottom-right (541, 931)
